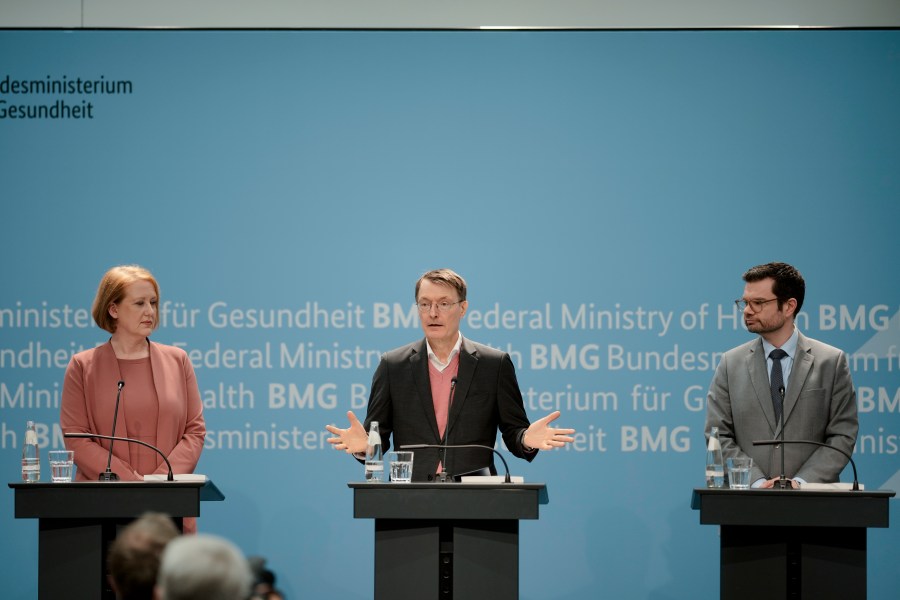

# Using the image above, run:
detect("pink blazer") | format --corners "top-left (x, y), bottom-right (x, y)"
top-left (61, 340), bottom-right (206, 481)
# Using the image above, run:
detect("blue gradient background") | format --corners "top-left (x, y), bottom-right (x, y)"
top-left (1, 30), bottom-right (898, 599)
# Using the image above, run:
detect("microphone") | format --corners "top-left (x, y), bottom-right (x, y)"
top-left (64, 433), bottom-right (175, 481)
top-left (752, 439), bottom-right (859, 491)
top-left (400, 443), bottom-right (513, 483)
top-left (777, 386), bottom-right (787, 490)
top-left (100, 380), bottom-right (126, 481)
top-left (438, 377), bottom-right (458, 483)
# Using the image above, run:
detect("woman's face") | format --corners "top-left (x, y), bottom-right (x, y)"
top-left (109, 280), bottom-right (157, 339)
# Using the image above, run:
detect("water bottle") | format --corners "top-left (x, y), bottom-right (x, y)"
top-left (21, 420), bottom-right (41, 483)
top-left (705, 427), bottom-right (724, 488)
top-left (364, 421), bottom-right (384, 483)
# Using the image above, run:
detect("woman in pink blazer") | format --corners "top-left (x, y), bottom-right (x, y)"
top-left (60, 266), bottom-right (206, 527)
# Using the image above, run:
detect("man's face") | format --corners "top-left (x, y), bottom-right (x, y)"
top-left (417, 279), bottom-right (467, 346)
top-left (742, 278), bottom-right (793, 337)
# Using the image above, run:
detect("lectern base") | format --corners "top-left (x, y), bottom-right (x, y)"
top-left (375, 519), bottom-right (518, 600)
top-left (691, 488), bottom-right (894, 600)
top-left (350, 483), bottom-right (547, 600)
top-left (721, 525), bottom-right (866, 600)
top-left (10, 481), bottom-right (223, 600)
top-left (38, 517), bottom-right (183, 600)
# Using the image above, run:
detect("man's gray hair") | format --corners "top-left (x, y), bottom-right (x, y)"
top-left (156, 533), bottom-right (253, 600)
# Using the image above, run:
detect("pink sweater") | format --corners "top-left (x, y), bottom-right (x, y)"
top-left (60, 340), bottom-right (206, 481)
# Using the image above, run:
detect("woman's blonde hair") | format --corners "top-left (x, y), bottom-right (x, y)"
top-left (91, 265), bottom-right (160, 333)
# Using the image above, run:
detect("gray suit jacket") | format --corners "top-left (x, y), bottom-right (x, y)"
top-left (705, 331), bottom-right (858, 483)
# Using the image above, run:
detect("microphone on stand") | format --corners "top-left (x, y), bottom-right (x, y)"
top-left (777, 385), bottom-right (787, 490)
top-left (437, 377), bottom-right (458, 483)
top-left (99, 380), bottom-right (125, 481)
top-left (401, 443), bottom-right (513, 483)
top-left (64, 432), bottom-right (175, 481)
top-left (752, 439), bottom-right (859, 491)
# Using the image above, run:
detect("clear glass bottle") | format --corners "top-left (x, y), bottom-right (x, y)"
top-left (364, 421), bottom-right (384, 483)
top-left (21, 420), bottom-right (41, 483)
top-left (705, 427), bottom-right (724, 488)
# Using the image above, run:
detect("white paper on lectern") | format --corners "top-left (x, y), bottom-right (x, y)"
top-left (459, 475), bottom-right (524, 484)
top-left (798, 482), bottom-right (863, 490)
top-left (143, 473), bottom-right (208, 482)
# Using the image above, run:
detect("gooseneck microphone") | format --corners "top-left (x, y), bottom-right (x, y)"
top-left (401, 443), bottom-right (513, 483)
top-left (64, 432), bottom-right (175, 481)
top-left (752, 439), bottom-right (859, 491)
top-left (99, 380), bottom-right (126, 481)
top-left (438, 377), bottom-right (458, 483)
top-left (777, 386), bottom-right (787, 490)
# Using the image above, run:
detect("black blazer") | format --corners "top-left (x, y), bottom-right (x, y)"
top-left (364, 337), bottom-right (535, 481)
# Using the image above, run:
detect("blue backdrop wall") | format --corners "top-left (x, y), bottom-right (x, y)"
top-left (1, 29), bottom-right (898, 599)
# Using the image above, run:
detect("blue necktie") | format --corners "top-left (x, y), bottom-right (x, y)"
top-left (769, 348), bottom-right (788, 423)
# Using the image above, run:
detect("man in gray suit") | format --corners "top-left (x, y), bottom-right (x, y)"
top-left (705, 262), bottom-right (858, 488)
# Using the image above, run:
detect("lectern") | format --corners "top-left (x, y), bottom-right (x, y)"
top-left (9, 480), bottom-right (224, 600)
top-left (692, 487), bottom-right (894, 600)
top-left (350, 482), bottom-right (548, 600)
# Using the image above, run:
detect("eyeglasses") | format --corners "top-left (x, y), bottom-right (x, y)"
top-left (416, 301), bottom-right (461, 313)
top-left (735, 298), bottom-right (778, 313)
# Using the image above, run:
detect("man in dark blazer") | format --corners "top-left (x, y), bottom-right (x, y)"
top-left (705, 262), bottom-right (858, 488)
top-left (327, 268), bottom-right (574, 481)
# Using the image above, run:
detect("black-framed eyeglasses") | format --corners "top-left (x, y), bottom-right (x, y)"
top-left (416, 301), bottom-right (461, 313)
top-left (734, 298), bottom-right (778, 313)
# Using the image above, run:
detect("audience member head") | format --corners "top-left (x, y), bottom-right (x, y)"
top-left (155, 533), bottom-right (253, 600)
top-left (107, 512), bottom-right (180, 600)
top-left (247, 555), bottom-right (285, 600)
